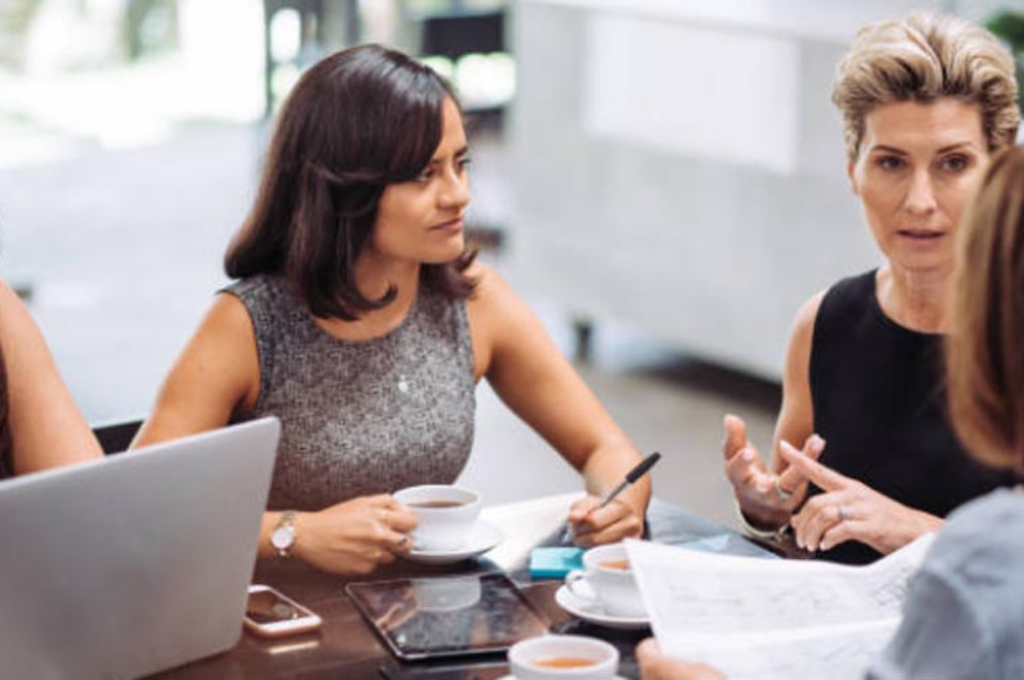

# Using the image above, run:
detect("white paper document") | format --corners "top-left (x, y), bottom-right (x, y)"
top-left (626, 535), bottom-right (935, 680)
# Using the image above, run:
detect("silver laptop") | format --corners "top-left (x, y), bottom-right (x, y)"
top-left (0, 417), bottom-right (280, 680)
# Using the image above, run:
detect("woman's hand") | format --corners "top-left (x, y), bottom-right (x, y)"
top-left (636, 638), bottom-right (726, 680)
top-left (723, 414), bottom-right (824, 529)
top-left (290, 494), bottom-right (418, 575)
top-left (568, 495), bottom-right (645, 548)
top-left (779, 442), bottom-right (943, 554)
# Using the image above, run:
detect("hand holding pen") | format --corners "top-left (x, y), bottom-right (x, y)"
top-left (563, 452), bottom-right (661, 546)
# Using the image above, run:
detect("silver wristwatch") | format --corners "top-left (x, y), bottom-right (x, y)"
top-left (270, 510), bottom-right (297, 558)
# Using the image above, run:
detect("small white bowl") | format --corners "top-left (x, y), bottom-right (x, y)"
top-left (508, 635), bottom-right (619, 680)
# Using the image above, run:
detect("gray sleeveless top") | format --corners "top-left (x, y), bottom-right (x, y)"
top-left (225, 274), bottom-right (475, 511)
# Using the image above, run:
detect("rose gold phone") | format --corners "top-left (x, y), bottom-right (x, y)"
top-left (243, 585), bottom-right (323, 638)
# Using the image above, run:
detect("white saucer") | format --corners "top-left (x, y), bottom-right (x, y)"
top-left (493, 671), bottom-right (626, 675)
top-left (401, 521), bottom-right (503, 565)
top-left (554, 584), bottom-right (650, 630)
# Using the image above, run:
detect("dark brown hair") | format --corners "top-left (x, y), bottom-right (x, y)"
top-left (947, 145), bottom-right (1024, 471)
top-left (226, 44), bottom-right (476, 320)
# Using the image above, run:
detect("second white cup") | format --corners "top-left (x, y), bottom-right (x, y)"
top-left (566, 543), bottom-right (645, 618)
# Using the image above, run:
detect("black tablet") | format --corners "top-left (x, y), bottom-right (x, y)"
top-left (346, 572), bottom-right (550, 661)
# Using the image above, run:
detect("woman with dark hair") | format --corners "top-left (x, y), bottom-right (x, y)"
top-left (637, 144), bottom-right (1024, 680)
top-left (0, 279), bottom-right (101, 477)
top-left (133, 44), bottom-right (649, 576)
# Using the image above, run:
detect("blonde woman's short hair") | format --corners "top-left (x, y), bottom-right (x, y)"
top-left (832, 11), bottom-right (1020, 160)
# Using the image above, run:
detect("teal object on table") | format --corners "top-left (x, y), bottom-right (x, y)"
top-left (529, 547), bottom-right (584, 579)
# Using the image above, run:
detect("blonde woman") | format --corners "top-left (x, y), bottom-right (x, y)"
top-left (725, 11), bottom-right (1020, 563)
top-left (642, 143), bottom-right (1024, 680)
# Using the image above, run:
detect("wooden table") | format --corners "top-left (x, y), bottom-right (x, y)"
top-left (153, 495), bottom-right (779, 680)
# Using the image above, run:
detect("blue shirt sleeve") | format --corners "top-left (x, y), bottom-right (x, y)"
top-left (866, 564), bottom-right (995, 680)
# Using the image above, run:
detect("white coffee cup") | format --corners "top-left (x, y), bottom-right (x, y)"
top-left (565, 543), bottom-right (645, 618)
top-left (508, 635), bottom-right (619, 680)
top-left (393, 485), bottom-right (481, 551)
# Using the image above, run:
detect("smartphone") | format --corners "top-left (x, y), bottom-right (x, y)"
top-left (243, 584), bottom-right (323, 638)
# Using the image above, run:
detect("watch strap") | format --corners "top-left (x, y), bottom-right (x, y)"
top-left (273, 510), bottom-right (297, 558)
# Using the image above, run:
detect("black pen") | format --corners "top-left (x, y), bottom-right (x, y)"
top-left (563, 452), bottom-right (662, 544)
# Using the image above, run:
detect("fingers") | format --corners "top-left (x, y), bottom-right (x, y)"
top-left (778, 440), bottom-right (847, 492)
top-left (726, 450), bottom-right (782, 504)
top-left (802, 433), bottom-right (826, 460)
top-left (573, 500), bottom-right (643, 547)
top-left (791, 492), bottom-right (853, 551)
top-left (377, 499), bottom-right (417, 554)
top-left (774, 466), bottom-right (805, 496)
top-left (775, 435), bottom-right (824, 492)
top-left (568, 495), bottom-right (601, 523)
top-left (819, 518), bottom-right (865, 552)
top-left (636, 637), bottom-right (661, 664)
top-left (724, 447), bottom-right (769, 487)
top-left (382, 505), bottom-right (419, 533)
top-left (384, 529), bottom-right (414, 556)
top-left (637, 638), bottom-right (726, 680)
top-left (722, 414), bottom-right (748, 461)
top-left (568, 495), bottom-right (601, 535)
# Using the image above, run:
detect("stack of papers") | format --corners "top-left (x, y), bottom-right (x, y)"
top-left (626, 535), bottom-right (934, 680)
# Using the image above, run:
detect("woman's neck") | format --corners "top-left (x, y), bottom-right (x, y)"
top-left (314, 255), bottom-right (420, 341)
top-left (355, 253), bottom-right (420, 305)
top-left (876, 264), bottom-right (952, 334)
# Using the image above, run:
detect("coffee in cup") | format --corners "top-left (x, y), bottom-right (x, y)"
top-left (533, 657), bottom-right (598, 668)
top-left (393, 485), bottom-right (481, 551)
top-left (407, 500), bottom-right (466, 509)
top-left (508, 635), bottom-right (618, 680)
top-left (566, 543), bottom-right (645, 618)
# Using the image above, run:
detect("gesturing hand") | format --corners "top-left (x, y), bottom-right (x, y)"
top-left (293, 494), bottom-right (418, 575)
top-left (778, 441), bottom-right (943, 554)
top-left (723, 414), bottom-right (824, 529)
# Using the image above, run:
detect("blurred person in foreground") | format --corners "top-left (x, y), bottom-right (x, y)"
top-left (724, 11), bottom-right (1020, 564)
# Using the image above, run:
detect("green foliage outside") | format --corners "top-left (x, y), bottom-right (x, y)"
top-left (988, 10), bottom-right (1024, 111)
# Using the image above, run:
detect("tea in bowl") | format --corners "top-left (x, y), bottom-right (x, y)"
top-left (508, 635), bottom-right (619, 680)
top-left (393, 485), bottom-right (481, 551)
top-left (565, 543), bottom-right (645, 618)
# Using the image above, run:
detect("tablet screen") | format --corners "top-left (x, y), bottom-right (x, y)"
top-left (346, 573), bottom-right (550, 660)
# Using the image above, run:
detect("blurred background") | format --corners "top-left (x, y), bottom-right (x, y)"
top-left (2, 0), bottom-right (1023, 525)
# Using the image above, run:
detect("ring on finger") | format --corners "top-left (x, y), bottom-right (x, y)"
top-left (837, 505), bottom-right (851, 522)
top-left (774, 476), bottom-right (793, 500)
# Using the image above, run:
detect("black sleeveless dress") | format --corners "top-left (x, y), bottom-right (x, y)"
top-left (809, 270), bottom-right (1014, 564)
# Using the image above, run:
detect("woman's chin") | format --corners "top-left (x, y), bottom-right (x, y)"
top-left (886, 249), bottom-right (955, 277)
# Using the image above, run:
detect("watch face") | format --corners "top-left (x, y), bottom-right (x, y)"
top-left (271, 525), bottom-right (294, 550)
